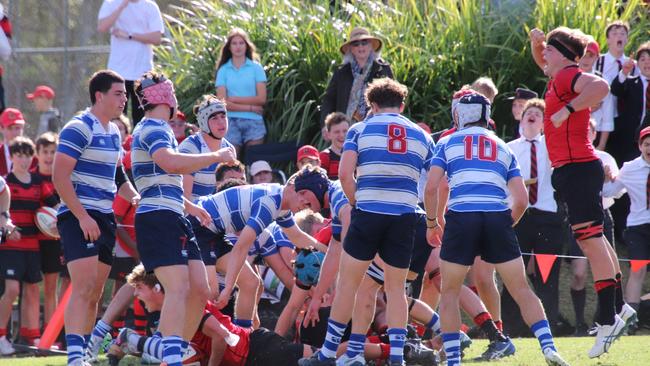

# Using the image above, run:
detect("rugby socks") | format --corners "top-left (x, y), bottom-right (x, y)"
top-left (83, 334), bottom-right (90, 350)
top-left (531, 319), bottom-right (557, 353)
top-left (89, 319), bottom-right (112, 350)
top-left (143, 335), bottom-right (164, 360)
top-left (19, 327), bottom-right (40, 344)
top-left (474, 312), bottom-right (507, 343)
top-left (494, 320), bottom-right (503, 331)
top-left (595, 279), bottom-right (616, 325)
top-left (441, 333), bottom-right (461, 366)
top-left (615, 273), bottom-right (625, 314)
top-left (161, 335), bottom-right (184, 366)
top-left (181, 340), bottom-right (189, 357)
top-left (66, 334), bottom-right (85, 365)
top-left (233, 319), bottom-right (252, 328)
top-left (318, 319), bottom-right (346, 360)
top-left (387, 327), bottom-right (407, 364)
top-left (426, 312), bottom-right (441, 335)
top-left (345, 333), bottom-right (366, 359)
top-left (570, 288), bottom-right (586, 325)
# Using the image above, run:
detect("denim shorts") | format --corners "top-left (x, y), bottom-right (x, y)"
top-left (226, 117), bottom-right (266, 145)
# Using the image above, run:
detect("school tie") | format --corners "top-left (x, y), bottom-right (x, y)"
top-left (645, 80), bottom-right (650, 115)
top-left (529, 140), bottom-right (538, 205)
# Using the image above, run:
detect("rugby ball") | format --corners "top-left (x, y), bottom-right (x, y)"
top-left (182, 342), bottom-right (207, 366)
top-left (35, 206), bottom-right (59, 239)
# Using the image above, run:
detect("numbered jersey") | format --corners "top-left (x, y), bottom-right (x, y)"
top-left (343, 113), bottom-right (435, 215)
top-left (431, 127), bottom-right (521, 212)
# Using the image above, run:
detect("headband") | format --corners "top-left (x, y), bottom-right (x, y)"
top-left (548, 38), bottom-right (579, 62)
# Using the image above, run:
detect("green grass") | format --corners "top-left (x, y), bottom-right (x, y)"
top-left (2, 336), bottom-right (650, 365)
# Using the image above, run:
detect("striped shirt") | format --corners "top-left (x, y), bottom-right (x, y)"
top-left (343, 113), bottom-right (435, 215)
top-left (131, 118), bottom-right (184, 214)
top-left (239, 222), bottom-right (290, 257)
top-left (328, 180), bottom-right (349, 238)
top-left (178, 134), bottom-right (235, 201)
top-left (57, 110), bottom-right (121, 214)
top-left (431, 127), bottom-right (521, 212)
top-left (197, 183), bottom-right (294, 236)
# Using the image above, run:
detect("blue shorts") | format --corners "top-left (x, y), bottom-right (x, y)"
top-left (0, 250), bottom-right (42, 284)
top-left (225, 117), bottom-right (266, 145)
top-left (188, 216), bottom-right (233, 266)
top-left (58, 210), bottom-right (116, 265)
top-left (343, 209), bottom-right (417, 269)
top-left (440, 210), bottom-right (521, 266)
top-left (136, 210), bottom-right (201, 272)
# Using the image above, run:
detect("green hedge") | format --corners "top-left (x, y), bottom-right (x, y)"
top-left (157, 0), bottom-right (649, 146)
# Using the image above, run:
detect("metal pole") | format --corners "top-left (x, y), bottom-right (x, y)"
top-left (62, 0), bottom-right (70, 120)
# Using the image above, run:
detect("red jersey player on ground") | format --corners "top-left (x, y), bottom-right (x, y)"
top-left (529, 26), bottom-right (636, 358)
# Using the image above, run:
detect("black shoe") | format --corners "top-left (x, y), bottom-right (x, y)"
top-left (574, 322), bottom-right (589, 337)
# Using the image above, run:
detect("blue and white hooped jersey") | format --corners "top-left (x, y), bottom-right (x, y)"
top-left (178, 134), bottom-right (235, 202)
top-left (342, 113), bottom-right (435, 215)
top-left (431, 127), bottom-right (521, 212)
top-left (328, 180), bottom-right (349, 238)
top-left (131, 118), bottom-right (184, 215)
top-left (197, 183), bottom-right (295, 235)
top-left (57, 110), bottom-right (121, 214)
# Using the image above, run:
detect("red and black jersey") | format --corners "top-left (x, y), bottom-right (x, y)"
top-left (2, 172), bottom-right (58, 251)
top-left (319, 148), bottom-right (341, 180)
top-left (544, 65), bottom-right (598, 168)
top-left (191, 302), bottom-right (251, 366)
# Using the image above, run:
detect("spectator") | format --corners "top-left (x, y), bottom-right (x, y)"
top-left (170, 110), bottom-right (197, 144)
top-left (320, 112), bottom-right (349, 180)
top-left (297, 145), bottom-right (320, 170)
top-left (595, 20), bottom-right (635, 163)
top-left (26, 85), bottom-right (61, 135)
top-left (97, 0), bottom-right (164, 125)
top-left (507, 87), bottom-right (538, 140)
top-left (215, 159), bottom-right (246, 185)
top-left (112, 114), bottom-right (132, 151)
top-left (215, 28), bottom-right (267, 156)
top-left (610, 41), bottom-right (650, 161)
top-left (470, 76), bottom-right (499, 103)
top-left (0, 107), bottom-right (26, 176)
top-left (0, 4), bottom-right (12, 113)
top-left (0, 137), bottom-right (58, 352)
top-left (249, 160), bottom-right (272, 184)
top-left (320, 27), bottom-right (393, 139)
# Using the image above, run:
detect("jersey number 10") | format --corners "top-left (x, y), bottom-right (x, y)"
top-left (463, 135), bottom-right (497, 162)
top-left (387, 124), bottom-right (407, 154)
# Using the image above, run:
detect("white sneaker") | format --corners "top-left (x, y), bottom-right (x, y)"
top-left (335, 353), bottom-right (365, 366)
top-left (588, 315), bottom-right (625, 358)
top-left (618, 303), bottom-right (638, 325)
top-left (0, 335), bottom-right (15, 355)
top-left (543, 348), bottom-right (570, 366)
top-left (84, 333), bottom-right (106, 363)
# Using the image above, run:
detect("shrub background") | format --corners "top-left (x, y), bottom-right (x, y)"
top-left (157, 0), bottom-right (650, 147)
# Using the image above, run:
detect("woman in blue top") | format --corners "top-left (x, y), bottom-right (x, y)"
top-left (215, 28), bottom-right (267, 156)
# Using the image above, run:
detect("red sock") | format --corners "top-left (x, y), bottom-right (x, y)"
top-left (495, 320), bottom-right (503, 331)
top-left (473, 312), bottom-right (492, 327)
top-left (0, 328), bottom-right (6, 337)
top-left (379, 342), bottom-right (390, 360)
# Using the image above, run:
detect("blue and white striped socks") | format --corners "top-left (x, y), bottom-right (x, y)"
top-left (531, 319), bottom-right (556, 353)
top-left (426, 312), bottom-right (441, 335)
top-left (387, 328), bottom-right (407, 364)
top-left (345, 333), bottom-right (366, 359)
top-left (318, 318), bottom-right (346, 360)
top-left (442, 332), bottom-right (461, 365)
top-left (144, 334), bottom-right (163, 360)
top-left (66, 334), bottom-right (85, 365)
top-left (161, 335), bottom-right (184, 366)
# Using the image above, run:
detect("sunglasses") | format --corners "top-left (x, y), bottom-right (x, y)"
top-left (140, 74), bottom-right (168, 89)
top-left (350, 40), bottom-right (370, 47)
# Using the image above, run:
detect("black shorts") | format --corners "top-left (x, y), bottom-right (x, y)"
top-left (568, 209), bottom-right (614, 258)
top-left (39, 239), bottom-right (64, 274)
top-left (440, 210), bottom-right (521, 266)
top-left (623, 224), bottom-right (650, 264)
top-left (135, 210), bottom-right (201, 272)
top-left (0, 250), bottom-right (42, 283)
top-left (245, 328), bottom-right (303, 366)
top-left (58, 210), bottom-right (116, 265)
top-left (188, 216), bottom-right (233, 266)
top-left (109, 257), bottom-right (138, 281)
top-left (343, 209), bottom-right (417, 269)
top-left (551, 160), bottom-right (604, 226)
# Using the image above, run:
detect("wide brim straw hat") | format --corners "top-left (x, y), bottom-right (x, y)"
top-left (340, 27), bottom-right (383, 55)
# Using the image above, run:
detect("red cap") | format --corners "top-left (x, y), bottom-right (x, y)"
top-left (586, 40), bottom-right (600, 56)
top-left (639, 126), bottom-right (650, 143)
top-left (417, 122), bottom-right (432, 134)
top-left (26, 85), bottom-right (55, 100)
top-left (297, 145), bottom-right (320, 162)
top-left (175, 110), bottom-right (186, 121)
top-left (0, 108), bottom-right (25, 128)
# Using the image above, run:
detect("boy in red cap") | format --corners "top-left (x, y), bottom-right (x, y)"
top-left (530, 26), bottom-right (635, 358)
top-left (27, 85), bottom-right (61, 135)
top-left (0, 107), bottom-right (26, 176)
top-left (297, 145), bottom-right (321, 170)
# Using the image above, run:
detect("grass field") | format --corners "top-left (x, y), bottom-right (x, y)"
top-left (1, 336), bottom-right (649, 366)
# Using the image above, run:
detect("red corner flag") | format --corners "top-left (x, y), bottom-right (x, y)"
top-left (630, 260), bottom-right (650, 273)
top-left (535, 254), bottom-right (558, 284)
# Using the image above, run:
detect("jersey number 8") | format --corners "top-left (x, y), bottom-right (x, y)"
top-left (387, 124), bottom-right (407, 154)
top-left (463, 135), bottom-right (497, 162)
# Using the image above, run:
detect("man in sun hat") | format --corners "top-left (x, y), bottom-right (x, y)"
top-left (26, 85), bottom-right (61, 135)
top-left (320, 27), bottom-right (394, 137)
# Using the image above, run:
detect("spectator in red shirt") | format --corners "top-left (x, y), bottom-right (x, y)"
top-left (0, 137), bottom-right (58, 352)
top-left (0, 108), bottom-right (26, 176)
top-left (319, 112), bottom-right (349, 180)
